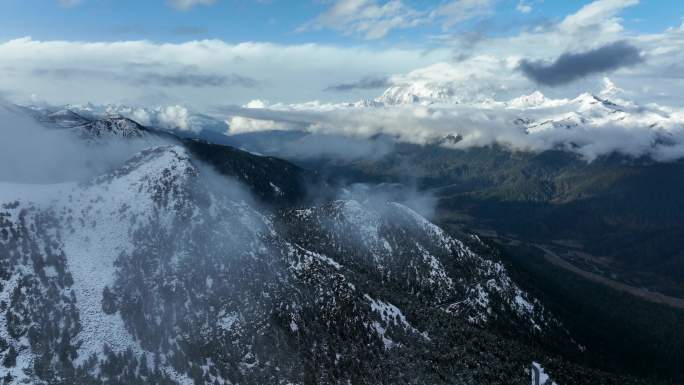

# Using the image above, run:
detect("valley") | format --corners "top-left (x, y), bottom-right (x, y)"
top-left (473, 230), bottom-right (684, 309)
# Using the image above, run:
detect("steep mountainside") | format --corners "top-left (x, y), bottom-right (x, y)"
top-left (76, 116), bottom-right (148, 138)
top-left (0, 143), bottom-right (572, 385)
top-left (181, 139), bottom-right (314, 208)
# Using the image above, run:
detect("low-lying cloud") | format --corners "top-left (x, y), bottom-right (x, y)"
top-left (32, 67), bottom-right (258, 89)
top-left (0, 37), bottom-right (445, 107)
top-left (325, 76), bottom-right (392, 92)
top-left (215, 86), bottom-right (684, 162)
top-left (519, 41), bottom-right (643, 86)
top-left (222, 129), bottom-right (396, 162)
top-left (339, 183), bottom-right (438, 220)
top-left (0, 102), bottom-right (167, 183)
top-left (300, 0), bottom-right (495, 39)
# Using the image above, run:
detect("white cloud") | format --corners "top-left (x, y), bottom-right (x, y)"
top-left (4, 1), bottom-right (677, 112)
top-left (166, 0), bottom-right (218, 11)
top-left (157, 105), bottom-right (192, 130)
top-left (0, 37), bottom-right (449, 108)
top-left (95, 104), bottom-right (223, 133)
top-left (430, 0), bottom-right (494, 29)
top-left (244, 99), bottom-right (269, 108)
top-left (0, 103), bottom-right (162, 183)
top-left (217, 79), bottom-right (684, 162)
top-left (516, 1), bottom-right (532, 14)
top-left (300, 0), bottom-right (494, 39)
top-left (301, 0), bottom-right (636, 44)
top-left (559, 0), bottom-right (639, 35)
top-left (227, 116), bottom-right (294, 135)
top-left (300, 0), bottom-right (424, 39)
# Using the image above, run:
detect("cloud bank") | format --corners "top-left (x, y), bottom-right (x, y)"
top-left (217, 77), bottom-right (684, 162)
top-left (0, 37), bottom-right (448, 107)
top-left (0, 103), bottom-right (165, 183)
top-left (519, 41), bottom-right (644, 86)
top-left (31, 67), bottom-right (259, 89)
top-left (300, 0), bottom-right (494, 39)
top-left (5, 0), bottom-right (681, 110)
top-left (325, 76), bottom-right (392, 92)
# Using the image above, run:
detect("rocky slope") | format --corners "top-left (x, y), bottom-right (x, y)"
top-left (0, 148), bottom-right (546, 384)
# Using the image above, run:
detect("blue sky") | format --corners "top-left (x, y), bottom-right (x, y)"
top-left (0, 0), bottom-right (680, 45)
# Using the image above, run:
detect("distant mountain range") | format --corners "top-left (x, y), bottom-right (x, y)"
top-left (35, 77), bottom-right (683, 163)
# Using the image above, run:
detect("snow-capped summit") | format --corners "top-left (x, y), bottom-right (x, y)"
top-left (43, 109), bottom-right (92, 128)
top-left (600, 77), bottom-right (624, 99)
top-left (376, 82), bottom-right (458, 106)
top-left (77, 115), bottom-right (148, 138)
top-left (572, 92), bottom-right (613, 109)
top-left (33, 103), bottom-right (227, 134)
top-left (28, 107), bottom-right (150, 138)
top-left (352, 98), bottom-right (385, 108)
top-left (507, 91), bottom-right (551, 109)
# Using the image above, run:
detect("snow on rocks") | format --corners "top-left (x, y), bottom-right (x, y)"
top-left (532, 361), bottom-right (558, 385)
top-left (364, 294), bottom-right (428, 348)
top-left (0, 146), bottom-right (199, 367)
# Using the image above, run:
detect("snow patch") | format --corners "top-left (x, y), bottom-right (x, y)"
top-left (364, 294), bottom-right (428, 348)
top-left (532, 361), bottom-right (558, 385)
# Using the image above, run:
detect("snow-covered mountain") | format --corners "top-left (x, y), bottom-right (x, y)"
top-left (373, 79), bottom-right (679, 140)
top-left (503, 90), bottom-right (682, 160)
top-left (215, 78), bottom-right (684, 162)
top-left (376, 82), bottom-right (460, 106)
top-left (77, 115), bottom-right (148, 138)
top-left (0, 108), bottom-right (577, 384)
top-left (70, 104), bottom-right (227, 135)
top-left (38, 109), bottom-right (92, 128)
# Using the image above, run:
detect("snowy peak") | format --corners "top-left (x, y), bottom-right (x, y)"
top-left (44, 109), bottom-right (92, 128)
top-left (77, 115), bottom-right (147, 138)
top-left (376, 82), bottom-right (458, 105)
top-left (91, 145), bottom-right (197, 194)
top-left (507, 86), bottom-right (623, 112)
top-left (599, 77), bottom-right (624, 99)
top-left (507, 91), bottom-right (551, 109)
top-left (29, 107), bottom-right (149, 138)
top-left (572, 92), bottom-right (616, 110)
